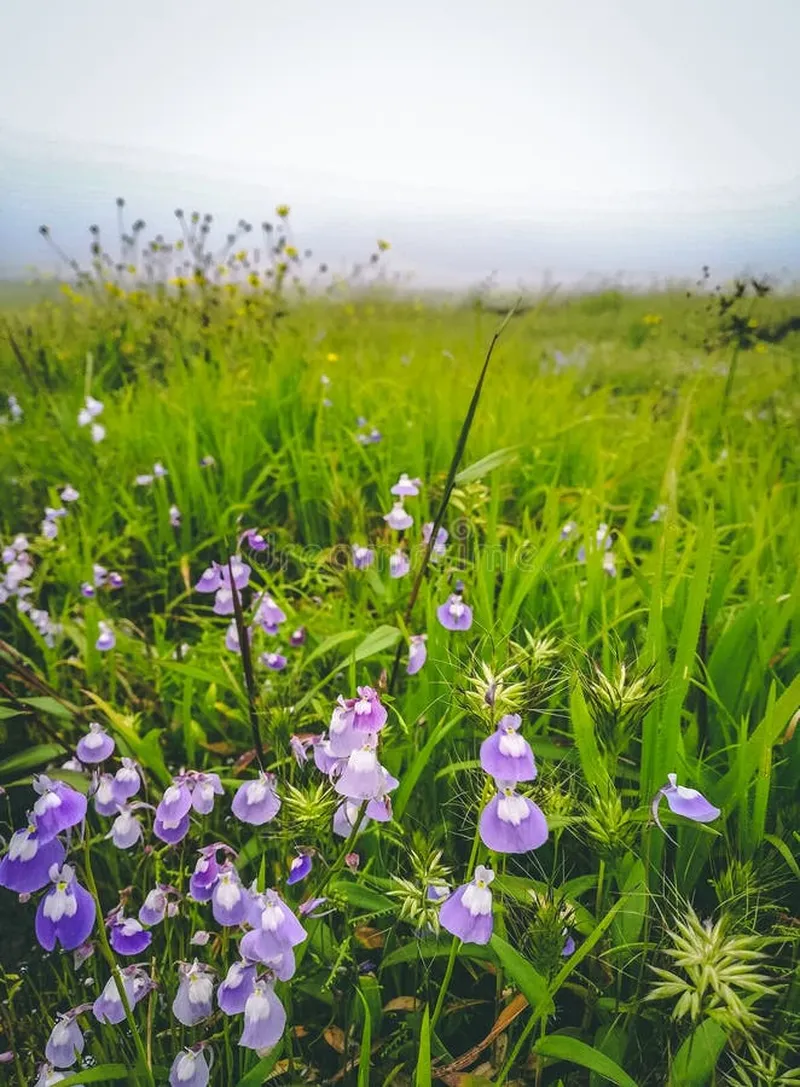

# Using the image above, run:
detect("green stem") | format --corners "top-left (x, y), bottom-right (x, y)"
top-left (83, 835), bottom-right (155, 1087)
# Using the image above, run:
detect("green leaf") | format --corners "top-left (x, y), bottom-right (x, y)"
top-left (455, 445), bottom-right (518, 485)
top-left (393, 713), bottom-right (464, 820)
top-left (415, 1003), bottom-right (432, 1087)
top-left (763, 833), bottom-right (800, 879)
top-left (340, 624), bottom-right (401, 668)
top-left (356, 985), bottom-right (373, 1087)
top-left (54, 1065), bottom-right (132, 1085)
top-left (21, 695), bottom-right (73, 719)
top-left (382, 938), bottom-right (496, 970)
top-left (304, 628), bottom-right (361, 668)
top-left (490, 934), bottom-right (554, 1015)
top-left (0, 743), bottom-right (64, 780)
top-left (235, 1040), bottom-right (285, 1086)
top-left (329, 879), bottom-right (395, 915)
top-left (534, 1035), bottom-right (638, 1087)
top-left (668, 1019), bottom-right (728, 1086)
top-left (570, 683), bottom-right (611, 796)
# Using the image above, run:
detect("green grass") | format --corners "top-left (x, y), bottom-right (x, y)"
top-left (0, 256), bottom-right (799, 1087)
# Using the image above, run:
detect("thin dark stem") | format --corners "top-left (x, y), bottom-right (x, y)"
top-left (227, 558), bottom-right (264, 769)
top-left (387, 301), bottom-right (521, 694)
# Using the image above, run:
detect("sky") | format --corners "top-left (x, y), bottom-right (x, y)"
top-left (1, 0), bottom-right (799, 287)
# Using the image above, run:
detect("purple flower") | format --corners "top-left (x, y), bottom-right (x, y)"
top-left (289, 626), bottom-right (306, 647)
top-left (333, 799), bottom-right (371, 839)
top-left (438, 865), bottom-right (495, 945)
top-left (173, 960), bottom-right (215, 1026)
top-left (407, 634), bottom-right (427, 675)
top-left (213, 586), bottom-right (234, 615)
top-left (80, 582), bottom-right (96, 599)
top-left (222, 556), bottom-right (251, 591)
top-left (135, 474), bottom-right (154, 487)
top-left (154, 780), bottom-right (192, 845)
top-left (92, 773), bottom-right (119, 817)
top-left (390, 550), bottom-right (410, 579)
top-left (351, 686), bottom-right (388, 734)
top-left (480, 715), bottom-right (536, 783)
top-left (286, 853), bottom-right (313, 885)
top-left (35, 864), bottom-right (95, 951)
top-left (260, 651), bottom-right (287, 671)
top-left (212, 863), bottom-right (249, 926)
top-left (169, 504), bottom-right (181, 528)
top-left (108, 913), bottom-right (152, 956)
top-left (254, 593), bottom-right (286, 633)
top-left (384, 501), bottom-right (413, 531)
top-left (169, 1047), bottom-right (211, 1087)
top-left (298, 896), bottom-right (329, 918)
top-left (560, 520), bottom-right (577, 541)
top-left (189, 844), bottom-right (230, 901)
top-left (78, 395), bottom-right (103, 427)
top-left (73, 941), bottom-right (95, 970)
top-left (241, 889), bottom-right (307, 962)
top-left (240, 979), bottom-right (286, 1051)
top-left (108, 571), bottom-right (124, 590)
top-left (334, 744), bottom-right (388, 801)
top-left (479, 783), bottom-right (548, 853)
top-left (46, 1010), bottom-right (85, 1068)
top-left (93, 966), bottom-right (151, 1024)
top-left (351, 544), bottom-right (374, 570)
top-left (112, 758), bottom-right (141, 804)
top-left (426, 884), bottom-right (450, 902)
top-left (437, 593), bottom-right (473, 632)
top-left (562, 929), bottom-right (576, 957)
top-left (107, 806), bottom-right (143, 850)
top-left (41, 519), bottom-right (59, 541)
top-left (327, 697), bottom-right (361, 758)
top-left (32, 776), bottom-right (87, 842)
top-left (195, 564), bottom-right (223, 593)
top-left (153, 461), bottom-right (168, 478)
top-left (190, 930), bottom-right (211, 947)
top-left (422, 523), bottom-right (448, 558)
top-left (0, 819), bottom-right (66, 893)
top-left (649, 504), bottom-right (668, 523)
top-left (139, 885), bottom-right (174, 926)
top-left (240, 528), bottom-right (268, 552)
top-left (76, 722), bottom-right (115, 764)
top-left (391, 473), bottom-right (421, 497)
top-left (92, 564), bottom-right (108, 587)
top-left (289, 734), bottom-right (311, 765)
top-left (652, 773), bottom-right (721, 833)
top-left (200, 454), bottom-right (216, 468)
top-left (218, 960), bottom-right (257, 1015)
top-left (95, 621), bottom-right (115, 651)
top-left (313, 736), bottom-right (346, 777)
top-left (60, 485), bottom-right (80, 503)
top-left (232, 772), bottom-right (281, 825)
top-left (188, 771), bottom-right (224, 815)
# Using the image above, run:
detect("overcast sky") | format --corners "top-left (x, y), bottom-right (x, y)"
top-left (2, 0), bottom-right (799, 285)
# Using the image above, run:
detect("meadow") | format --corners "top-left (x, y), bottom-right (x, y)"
top-left (0, 211), bottom-right (799, 1087)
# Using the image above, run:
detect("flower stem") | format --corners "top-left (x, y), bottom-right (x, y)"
top-left (228, 558), bottom-right (264, 768)
top-left (83, 834), bottom-right (155, 1087)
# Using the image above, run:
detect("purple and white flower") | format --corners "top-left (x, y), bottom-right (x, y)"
top-left (107, 806), bottom-right (144, 850)
top-left (422, 523), bottom-right (448, 558)
top-left (652, 773), bottom-right (720, 833)
top-left (35, 864), bottom-right (95, 952)
top-left (93, 965), bottom-right (151, 1025)
top-left (437, 593), bottom-right (473, 632)
top-left (480, 715), bottom-right (536, 783)
top-left (384, 501), bottom-right (413, 531)
top-left (389, 550), bottom-right (410, 579)
top-left (173, 960), bottom-right (215, 1026)
top-left (95, 621), bottom-right (115, 651)
top-left (407, 634), bottom-right (427, 675)
top-left (438, 865), bottom-right (495, 945)
top-left (139, 884), bottom-right (178, 927)
top-left (212, 863), bottom-right (249, 927)
top-left (260, 651), bottom-right (287, 671)
top-left (351, 544), bottom-right (374, 570)
top-left (45, 1009), bottom-right (87, 1068)
top-left (391, 473), bottom-right (421, 497)
top-left (218, 960), bottom-right (257, 1015)
top-left (169, 1046), bottom-right (211, 1087)
top-left (0, 819), bottom-right (66, 893)
top-left (76, 722), bottom-right (115, 764)
top-left (239, 979), bottom-right (286, 1051)
top-left (253, 593), bottom-right (286, 634)
top-left (32, 776), bottom-right (87, 841)
top-left (240, 889), bottom-right (306, 963)
top-left (60, 485), bottom-right (80, 503)
top-left (479, 783), bottom-right (548, 853)
top-left (286, 853), bottom-right (313, 885)
top-left (112, 758), bottom-right (141, 804)
top-left (108, 912), bottom-right (152, 956)
top-left (334, 744), bottom-right (388, 801)
top-left (351, 685), bottom-right (388, 734)
top-left (232, 772), bottom-right (281, 826)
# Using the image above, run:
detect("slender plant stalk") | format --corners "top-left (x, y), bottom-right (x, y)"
top-left (228, 557), bottom-right (264, 768)
top-left (83, 834), bottom-right (156, 1087)
top-left (387, 301), bottom-right (521, 694)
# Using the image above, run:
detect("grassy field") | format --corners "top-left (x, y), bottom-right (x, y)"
top-left (0, 234), bottom-right (799, 1086)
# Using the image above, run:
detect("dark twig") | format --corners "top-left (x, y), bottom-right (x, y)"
top-left (227, 558), bottom-right (264, 768)
top-left (387, 300), bottom-right (522, 694)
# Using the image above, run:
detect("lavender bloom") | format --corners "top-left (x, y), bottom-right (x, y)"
top-left (351, 544), bottom-right (374, 570)
top-left (60, 485), bottom-right (80, 503)
top-left (195, 564), bottom-right (223, 593)
top-left (41, 519), bottom-right (59, 541)
top-left (422, 523), bottom-right (448, 558)
top-left (46, 1011), bottom-right (85, 1068)
top-left (107, 806), bottom-right (143, 850)
top-left (45, 507), bottom-right (67, 521)
top-left (212, 863), bottom-right (249, 926)
top-left (80, 582), bottom-right (96, 599)
top-left (73, 941), bottom-right (95, 970)
top-left (189, 771), bottom-right (224, 815)
top-left (218, 960), bottom-right (257, 1015)
top-left (649, 504), bottom-right (668, 523)
top-left (351, 686), bottom-right (388, 734)
top-left (169, 1047), bottom-right (211, 1087)
top-left (213, 586), bottom-right (234, 615)
top-left (426, 884), bottom-right (450, 902)
top-left (92, 564), bottom-right (108, 587)
top-left (35, 1064), bottom-right (83, 1086)
top-left (239, 980), bottom-right (286, 1051)
top-left (108, 914), bottom-right (152, 956)
top-left (169, 504), bottom-right (181, 528)
top-left (90, 422), bottom-right (105, 443)
top-left (313, 736), bottom-right (346, 777)
top-left (112, 758), bottom-right (141, 804)
top-left (139, 886), bottom-right (172, 927)
top-left (289, 735), bottom-right (310, 765)
top-left (93, 966), bottom-right (150, 1024)
top-left (437, 593), bottom-right (473, 632)
top-left (135, 474), bottom-right (154, 487)
top-left (289, 626), bottom-right (306, 647)
top-left (438, 865), bottom-right (495, 945)
top-left (189, 845), bottom-right (227, 901)
top-left (222, 556), bottom-right (251, 591)
top-left (35, 864), bottom-right (95, 951)
top-left (154, 779), bottom-right (193, 845)
top-left (479, 783), bottom-right (548, 853)
top-left (480, 715), bottom-right (537, 783)
top-left (327, 697), bottom-right (361, 758)
top-left (577, 523), bottom-right (613, 564)
top-left (286, 853), bottom-right (313, 885)
top-left (173, 961), bottom-right (215, 1026)
top-left (254, 593), bottom-right (286, 632)
top-left (95, 621), bottom-right (115, 651)
top-left (391, 473), bottom-right (421, 497)
top-left (240, 528), bottom-right (267, 552)
top-left (241, 889), bottom-right (306, 962)
top-left (76, 722), bottom-right (115, 764)
top-left (562, 929), bottom-right (576, 956)
top-left (390, 550), bottom-right (410, 579)
top-left (261, 651), bottom-right (287, 671)
top-left (384, 501), bottom-right (413, 530)
top-left (652, 773), bottom-right (721, 833)
top-left (77, 395), bottom-right (103, 427)
top-left (225, 620), bottom-right (248, 653)
top-left (298, 896), bottom-right (329, 918)
top-left (8, 394), bottom-right (23, 421)
top-left (334, 744), bottom-right (388, 801)
top-left (32, 776), bottom-right (87, 841)
top-left (108, 571), bottom-right (124, 590)
top-left (0, 820), bottom-right (66, 893)
top-left (200, 454), bottom-right (216, 468)
top-left (560, 520), bottom-right (578, 541)
top-left (92, 773), bottom-right (119, 816)
top-left (333, 799), bottom-right (371, 839)
top-left (153, 461), bottom-right (168, 478)
top-left (407, 634), bottom-right (427, 675)
top-left (232, 772), bottom-right (281, 825)
top-left (190, 930), bottom-right (211, 946)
